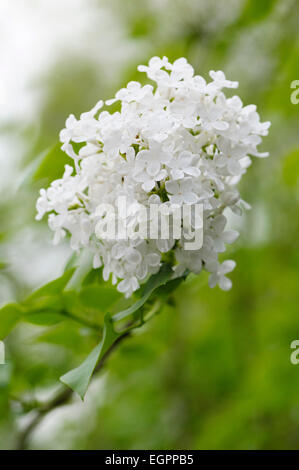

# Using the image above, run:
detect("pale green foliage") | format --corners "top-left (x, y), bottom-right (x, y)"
top-left (0, 0), bottom-right (299, 450)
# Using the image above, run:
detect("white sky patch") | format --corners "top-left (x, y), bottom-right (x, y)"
top-left (0, 0), bottom-right (138, 125)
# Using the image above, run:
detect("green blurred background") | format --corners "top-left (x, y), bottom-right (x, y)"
top-left (0, 0), bottom-right (299, 449)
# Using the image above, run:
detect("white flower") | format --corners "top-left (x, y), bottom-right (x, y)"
top-left (133, 142), bottom-right (170, 191)
top-left (208, 260), bottom-right (236, 291)
top-left (205, 214), bottom-right (239, 253)
top-left (166, 178), bottom-right (198, 205)
top-left (137, 142), bottom-right (171, 177)
top-left (133, 164), bottom-right (167, 192)
top-left (208, 70), bottom-right (238, 91)
top-left (174, 246), bottom-right (203, 276)
top-left (167, 151), bottom-right (201, 180)
top-left (36, 56), bottom-right (270, 296)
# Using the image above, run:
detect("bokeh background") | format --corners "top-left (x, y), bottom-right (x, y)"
top-left (0, 0), bottom-right (299, 449)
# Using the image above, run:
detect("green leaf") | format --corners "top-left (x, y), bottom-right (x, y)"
top-left (18, 146), bottom-right (53, 189)
top-left (36, 322), bottom-right (93, 352)
top-left (155, 270), bottom-right (189, 298)
top-left (25, 268), bottom-right (76, 303)
top-left (0, 269), bottom-right (76, 338)
top-left (79, 286), bottom-right (122, 312)
top-left (82, 268), bottom-right (103, 286)
top-left (21, 269), bottom-right (76, 327)
top-left (112, 263), bottom-right (173, 322)
top-left (59, 264), bottom-right (185, 398)
top-left (64, 252), bottom-right (78, 272)
top-left (24, 312), bottom-right (65, 326)
top-left (65, 252), bottom-right (93, 291)
top-left (32, 142), bottom-right (75, 185)
top-left (23, 295), bottom-right (63, 312)
top-left (61, 290), bottom-right (103, 328)
top-left (60, 313), bottom-right (120, 400)
top-left (0, 304), bottom-right (23, 340)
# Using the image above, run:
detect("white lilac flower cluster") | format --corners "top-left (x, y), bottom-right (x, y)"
top-left (36, 56), bottom-right (270, 297)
